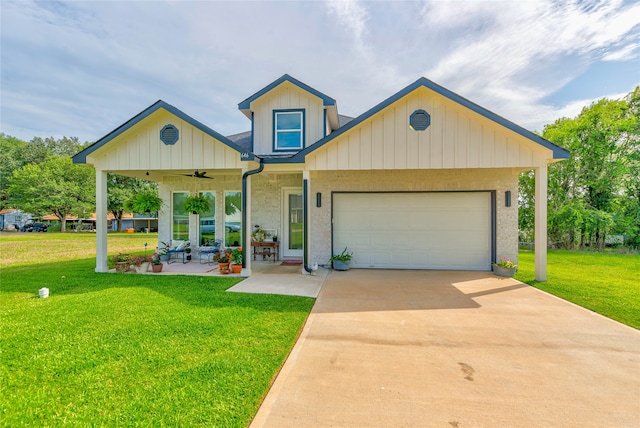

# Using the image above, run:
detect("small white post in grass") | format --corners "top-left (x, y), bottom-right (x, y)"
top-left (39, 288), bottom-right (49, 298)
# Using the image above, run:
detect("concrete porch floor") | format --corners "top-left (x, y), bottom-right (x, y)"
top-left (126, 259), bottom-right (328, 298)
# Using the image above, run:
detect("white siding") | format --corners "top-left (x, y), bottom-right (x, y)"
top-left (88, 109), bottom-right (244, 172)
top-left (307, 86), bottom-right (552, 170)
top-left (250, 82), bottom-right (325, 155)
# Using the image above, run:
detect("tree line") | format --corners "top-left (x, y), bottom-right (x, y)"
top-left (519, 87), bottom-right (639, 250)
top-left (0, 135), bottom-right (158, 232)
top-left (2, 87), bottom-right (638, 249)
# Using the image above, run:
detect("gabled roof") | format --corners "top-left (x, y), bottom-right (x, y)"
top-left (238, 74), bottom-right (336, 113)
top-left (73, 100), bottom-right (253, 165)
top-left (237, 74), bottom-right (341, 131)
top-left (290, 77), bottom-right (570, 163)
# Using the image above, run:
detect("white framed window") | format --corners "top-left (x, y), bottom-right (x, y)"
top-left (273, 110), bottom-right (304, 151)
top-left (172, 191), bottom-right (189, 241)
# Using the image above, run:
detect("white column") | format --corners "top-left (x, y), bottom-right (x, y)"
top-left (95, 170), bottom-right (108, 272)
top-left (534, 164), bottom-right (548, 281)
top-left (242, 170), bottom-right (252, 277)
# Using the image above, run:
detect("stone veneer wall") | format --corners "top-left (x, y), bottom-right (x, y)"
top-left (309, 169), bottom-right (519, 269)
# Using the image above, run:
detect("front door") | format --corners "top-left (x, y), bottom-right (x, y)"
top-left (283, 188), bottom-right (303, 258)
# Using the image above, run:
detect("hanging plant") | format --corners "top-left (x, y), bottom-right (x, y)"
top-left (183, 194), bottom-right (210, 215)
top-left (124, 189), bottom-right (163, 214)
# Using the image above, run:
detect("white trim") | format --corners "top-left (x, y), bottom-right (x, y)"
top-left (275, 111), bottom-right (303, 150)
top-left (171, 191), bottom-right (190, 243)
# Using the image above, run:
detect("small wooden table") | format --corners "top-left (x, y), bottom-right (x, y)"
top-left (251, 241), bottom-right (279, 262)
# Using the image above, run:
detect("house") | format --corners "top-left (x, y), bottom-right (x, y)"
top-left (39, 212), bottom-right (158, 232)
top-left (0, 209), bottom-right (32, 230)
top-left (73, 74), bottom-right (569, 280)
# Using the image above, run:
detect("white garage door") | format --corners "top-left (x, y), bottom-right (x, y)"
top-left (333, 192), bottom-right (492, 270)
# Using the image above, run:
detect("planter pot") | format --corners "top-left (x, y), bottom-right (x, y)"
top-left (218, 262), bottom-right (230, 272)
top-left (151, 263), bottom-right (163, 273)
top-left (135, 262), bottom-right (149, 274)
top-left (493, 265), bottom-right (516, 277)
top-left (231, 264), bottom-right (242, 274)
top-left (159, 253), bottom-right (170, 262)
top-left (332, 260), bottom-right (350, 271)
top-left (115, 261), bottom-right (130, 273)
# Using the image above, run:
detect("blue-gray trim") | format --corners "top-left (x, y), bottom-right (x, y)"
top-left (72, 100), bottom-right (255, 164)
top-left (160, 124), bottom-right (179, 145)
top-left (491, 191), bottom-right (497, 265)
top-left (272, 109), bottom-right (306, 152)
top-left (238, 74), bottom-right (336, 111)
top-left (409, 109), bottom-right (431, 131)
top-left (323, 108), bottom-right (327, 138)
top-left (302, 179), bottom-right (312, 273)
top-left (291, 77), bottom-right (569, 162)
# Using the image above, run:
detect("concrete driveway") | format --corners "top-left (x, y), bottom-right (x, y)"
top-left (250, 270), bottom-right (640, 427)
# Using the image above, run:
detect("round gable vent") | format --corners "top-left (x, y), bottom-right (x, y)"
top-left (160, 124), bottom-right (179, 145)
top-left (409, 110), bottom-right (431, 131)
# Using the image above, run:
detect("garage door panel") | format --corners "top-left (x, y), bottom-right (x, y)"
top-left (333, 192), bottom-right (491, 271)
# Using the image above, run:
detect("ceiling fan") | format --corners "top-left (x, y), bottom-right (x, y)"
top-left (179, 170), bottom-right (213, 179)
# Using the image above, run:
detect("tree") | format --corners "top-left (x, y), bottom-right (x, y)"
top-left (8, 157), bottom-right (95, 232)
top-left (107, 175), bottom-right (153, 232)
top-left (519, 86), bottom-right (640, 250)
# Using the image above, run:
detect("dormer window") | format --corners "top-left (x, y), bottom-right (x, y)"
top-left (274, 109), bottom-right (305, 151)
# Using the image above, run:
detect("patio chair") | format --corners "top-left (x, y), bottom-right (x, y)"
top-left (167, 240), bottom-right (190, 264)
top-left (199, 239), bottom-right (221, 265)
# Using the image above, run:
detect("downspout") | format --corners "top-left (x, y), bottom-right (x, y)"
top-left (303, 178), bottom-right (313, 273)
top-left (241, 158), bottom-right (264, 268)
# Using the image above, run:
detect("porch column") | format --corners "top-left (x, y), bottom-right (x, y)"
top-left (534, 163), bottom-right (548, 281)
top-left (95, 170), bottom-right (108, 272)
top-left (242, 169), bottom-right (252, 276)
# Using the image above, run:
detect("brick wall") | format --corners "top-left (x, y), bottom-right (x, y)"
top-left (309, 169), bottom-right (519, 268)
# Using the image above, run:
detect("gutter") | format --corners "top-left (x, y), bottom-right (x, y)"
top-left (302, 178), bottom-right (313, 273)
top-left (241, 158), bottom-right (264, 268)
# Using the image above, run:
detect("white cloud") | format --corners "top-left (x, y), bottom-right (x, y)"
top-left (1, 0), bottom-right (638, 142)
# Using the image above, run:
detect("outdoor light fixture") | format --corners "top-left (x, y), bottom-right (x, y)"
top-left (316, 192), bottom-right (322, 207)
top-left (505, 190), bottom-right (511, 207)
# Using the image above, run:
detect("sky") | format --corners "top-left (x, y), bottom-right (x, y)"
top-left (1, 0), bottom-right (639, 144)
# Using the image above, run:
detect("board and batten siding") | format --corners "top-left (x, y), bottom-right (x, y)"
top-left (87, 109), bottom-right (244, 172)
top-left (250, 82), bottom-right (325, 154)
top-left (306, 87), bottom-right (552, 171)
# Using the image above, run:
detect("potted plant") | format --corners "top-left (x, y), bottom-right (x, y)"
top-left (230, 247), bottom-right (243, 274)
top-left (183, 194), bottom-right (210, 215)
top-left (150, 252), bottom-right (163, 273)
top-left (272, 234), bottom-right (278, 242)
top-left (157, 242), bottom-right (171, 262)
top-left (329, 247), bottom-right (353, 271)
top-left (111, 253), bottom-right (131, 273)
top-left (493, 257), bottom-right (517, 277)
top-left (125, 189), bottom-right (163, 215)
top-left (130, 255), bottom-right (151, 274)
top-left (214, 249), bottom-right (232, 272)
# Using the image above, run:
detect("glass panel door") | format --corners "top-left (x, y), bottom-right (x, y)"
top-left (283, 189), bottom-right (303, 258)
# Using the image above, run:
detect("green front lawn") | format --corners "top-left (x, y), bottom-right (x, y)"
top-left (516, 250), bottom-right (640, 329)
top-left (0, 233), bottom-right (314, 426)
